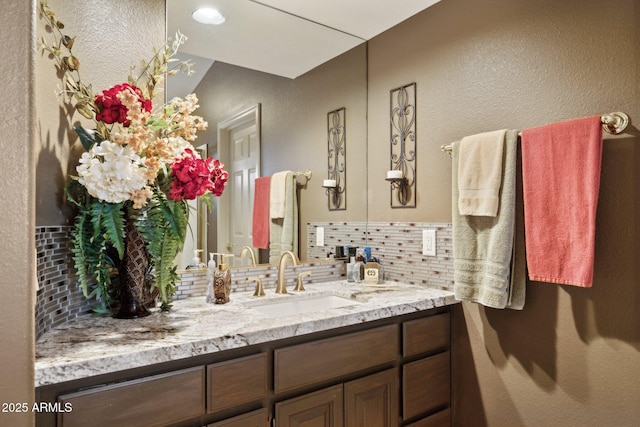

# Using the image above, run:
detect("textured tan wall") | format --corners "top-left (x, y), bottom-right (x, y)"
top-left (194, 45), bottom-right (368, 260)
top-left (367, 0), bottom-right (639, 425)
top-left (0, 1), bottom-right (36, 426)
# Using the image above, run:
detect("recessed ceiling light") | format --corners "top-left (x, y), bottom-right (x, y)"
top-left (192, 7), bottom-right (226, 25)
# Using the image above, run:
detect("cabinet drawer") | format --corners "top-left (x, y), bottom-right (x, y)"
top-left (209, 408), bottom-right (269, 427)
top-left (275, 324), bottom-right (399, 393)
top-left (406, 408), bottom-right (451, 427)
top-left (402, 352), bottom-right (450, 420)
top-left (208, 353), bottom-right (268, 413)
top-left (403, 313), bottom-right (450, 357)
top-left (57, 366), bottom-right (205, 427)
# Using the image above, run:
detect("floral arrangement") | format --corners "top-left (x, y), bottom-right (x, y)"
top-left (39, 1), bottom-right (228, 313)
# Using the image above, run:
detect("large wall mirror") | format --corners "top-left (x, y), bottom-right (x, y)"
top-left (167, 0), bottom-right (369, 267)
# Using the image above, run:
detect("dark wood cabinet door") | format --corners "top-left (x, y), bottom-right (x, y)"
top-left (344, 368), bottom-right (399, 427)
top-left (276, 384), bottom-right (344, 427)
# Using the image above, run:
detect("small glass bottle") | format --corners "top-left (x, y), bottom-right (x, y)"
top-left (354, 250), bottom-right (365, 283)
top-left (347, 256), bottom-right (357, 283)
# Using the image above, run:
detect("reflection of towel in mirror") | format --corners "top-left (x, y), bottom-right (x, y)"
top-left (452, 130), bottom-right (526, 309)
top-left (269, 171), bottom-right (298, 263)
top-left (270, 171), bottom-right (288, 219)
top-left (252, 176), bottom-right (271, 249)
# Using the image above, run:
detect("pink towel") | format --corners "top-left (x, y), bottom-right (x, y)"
top-left (252, 176), bottom-right (271, 249)
top-left (521, 116), bottom-right (603, 287)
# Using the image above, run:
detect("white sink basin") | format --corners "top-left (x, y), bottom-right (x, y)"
top-left (251, 294), bottom-right (359, 317)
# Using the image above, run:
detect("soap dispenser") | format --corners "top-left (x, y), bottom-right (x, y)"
top-left (206, 253), bottom-right (217, 303)
top-left (187, 249), bottom-right (205, 269)
top-left (213, 253), bottom-right (231, 304)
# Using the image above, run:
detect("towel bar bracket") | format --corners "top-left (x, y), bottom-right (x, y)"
top-left (294, 170), bottom-right (312, 186)
top-left (602, 112), bottom-right (629, 135)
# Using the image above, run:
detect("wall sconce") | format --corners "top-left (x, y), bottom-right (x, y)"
top-left (324, 107), bottom-right (346, 210)
top-left (388, 83), bottom-right (416, 208)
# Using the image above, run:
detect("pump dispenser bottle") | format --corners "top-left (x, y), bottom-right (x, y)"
top-left (206, 253), bottom-right (217, 303)
top-left (213, 253), bottom-right (231, 304)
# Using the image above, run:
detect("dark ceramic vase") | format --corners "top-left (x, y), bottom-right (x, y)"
top-left (114, 214), bottom-right (152, 319)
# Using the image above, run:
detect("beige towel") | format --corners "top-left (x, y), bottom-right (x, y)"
top-left (453, 129), bottom-right (525, 309)
top-left (269, 172), bottom-right (298, 264)
top-left (270, 171), bottom-right (289, 219)
top-left (458, 129), bottom-right (507, 217)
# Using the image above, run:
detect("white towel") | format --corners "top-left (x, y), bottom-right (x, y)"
top-left (270, 171), bottom-right (289, 219)
top-left (458, 129), bottom-right (507, 217)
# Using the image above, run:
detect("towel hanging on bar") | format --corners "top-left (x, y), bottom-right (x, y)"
top-left (440, 112), bottom-right (629, 155)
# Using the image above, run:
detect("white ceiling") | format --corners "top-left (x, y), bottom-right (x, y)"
top-left (166, 0), bottom-right (441, 98)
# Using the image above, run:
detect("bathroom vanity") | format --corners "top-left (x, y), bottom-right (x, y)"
top-left (35, 282), bottom-right (457, 426)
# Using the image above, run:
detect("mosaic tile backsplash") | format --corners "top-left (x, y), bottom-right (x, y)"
top-left (35, 227), bottom-right (93, 339)
top-left (307, 222), bottom-right (454, 290)
top-left (36, 222), bottom-right (452, 338)
top-left (174, 259), bottom-right (345, 299)
top-left (35, 226), bottom-right (345, 338)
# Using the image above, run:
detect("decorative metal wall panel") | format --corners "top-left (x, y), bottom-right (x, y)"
top-left (389, 83), bottom-right (416, 208)
top-left (326, 107), bottom-right (346, 210)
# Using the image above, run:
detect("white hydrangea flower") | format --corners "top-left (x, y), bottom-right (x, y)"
top-left (77, 140), bottom-right (148, 204)
top-left (165, 136), bottom-right (198, 161)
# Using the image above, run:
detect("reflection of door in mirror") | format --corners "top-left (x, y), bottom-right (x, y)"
top-left (178, 145), bottom-right (209, 269)
top-left (217, 104), bottom-right (261, 266)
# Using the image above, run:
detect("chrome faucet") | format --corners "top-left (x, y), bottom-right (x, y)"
top-left (239, 246), bottom-right (257, 267)
top-left (275, 251), bottom-right (299, 294)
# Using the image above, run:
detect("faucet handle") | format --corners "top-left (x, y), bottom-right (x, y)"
top-left (294, 271), bottom-right (311, 292)
top-left (247, 277), bottom-right (265, 296)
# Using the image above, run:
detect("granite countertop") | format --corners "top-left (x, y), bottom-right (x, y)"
top-left (35, 281), bottom-right (457, 387)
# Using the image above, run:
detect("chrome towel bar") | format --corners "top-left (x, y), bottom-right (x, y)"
top-left (440, 112), bottom-right (630, 154)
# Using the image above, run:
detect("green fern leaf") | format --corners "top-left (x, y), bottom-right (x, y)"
top-left (94, 202), bottom-right (126, 258)
top-left (152, 229), bottom-right (180, 305)
top-left (70, 209), bottom-right (92, 297)
top-left (156, 192), bottom-right (188, 244)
